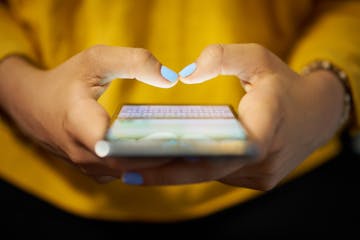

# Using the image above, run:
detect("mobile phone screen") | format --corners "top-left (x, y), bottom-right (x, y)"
top-left (107, 105), bottom-right (246, 141)
top-left (95, 105), bottom-right (256, 158)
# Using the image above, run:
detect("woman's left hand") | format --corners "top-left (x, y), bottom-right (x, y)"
top-left (122, 44), bottom-right (345, 190)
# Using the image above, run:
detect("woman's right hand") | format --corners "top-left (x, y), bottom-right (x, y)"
top-left (0, 45), bottom-right (177, 182)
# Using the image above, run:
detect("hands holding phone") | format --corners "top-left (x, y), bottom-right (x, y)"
top-left (120, 44), bottom-right (345, 190)
top-left (0, 46), bottom-right (176, 182)
top-left (0, 44), bottom-right (345, 190)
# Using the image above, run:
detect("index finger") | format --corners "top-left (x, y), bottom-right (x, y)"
top-left (78, 45), bottom-right (178, 88)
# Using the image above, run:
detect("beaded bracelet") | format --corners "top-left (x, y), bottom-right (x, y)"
top-left (300, 60), bottom-right (352, 130)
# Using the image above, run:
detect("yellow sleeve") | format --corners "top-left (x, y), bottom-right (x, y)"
top-left (0, 3), bottom-right (35, 61)
top-left (289, 0), bottom-right (360, 130)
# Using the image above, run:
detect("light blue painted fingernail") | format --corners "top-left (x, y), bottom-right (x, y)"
top-left (179, 63), bottom-right (197, 78)
top-left (161, 65), bottom-right (178, 82)
top-left (122, 172), bottom-right (143, 185)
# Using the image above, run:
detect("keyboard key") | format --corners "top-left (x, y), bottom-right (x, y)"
top-left (118, 105), bottom-right (236, 119)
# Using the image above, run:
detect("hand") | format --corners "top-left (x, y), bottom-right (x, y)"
top-left (123, 44), bottom-right (345, 190)
top-left (0, 45), bottom-right (178, 183)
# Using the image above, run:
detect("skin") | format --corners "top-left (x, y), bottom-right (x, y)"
top-left (0, 44), bottom-right (345, 190)
top-left (140, 44), bottom-right (345, 190)
top-left (0, 46), bottom-right (176, 183)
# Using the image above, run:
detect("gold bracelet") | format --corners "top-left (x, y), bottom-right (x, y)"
top-left (300, 60), bottom-right (352, 130)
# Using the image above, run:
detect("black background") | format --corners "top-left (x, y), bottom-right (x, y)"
top-left (1, 133), bottom-right (359, 238)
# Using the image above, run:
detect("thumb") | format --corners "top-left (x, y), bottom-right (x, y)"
top-left (65, 98), bottom-right (110, 151)
top-left (179, 44), bottom-right (283, 159)
top-left (237, 86), bottom-right (283, 160)
top-left (179, 43), bottom-right (275, 85)
top-left (77, 45), bottom-right (178, 89)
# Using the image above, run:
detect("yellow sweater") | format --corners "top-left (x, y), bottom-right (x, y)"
top-left (1, 0), bottom-right (360, 222)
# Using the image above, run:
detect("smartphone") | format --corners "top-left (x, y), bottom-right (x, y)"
top-left (95, 104), bottom-right (258, 160)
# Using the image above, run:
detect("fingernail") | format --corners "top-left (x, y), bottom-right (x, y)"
top-left (179, 63), bottom-right (197, 78)
top-left (122, 172), bottom-right (143, 185)
top-left (161, 65), bottom-right (178, 82)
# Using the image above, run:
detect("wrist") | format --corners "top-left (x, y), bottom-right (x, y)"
top-left (301, 61), bottom-right (352, 131)
top-left (0, 56), bottom-right (43, 116)
top-left (301, 69), bottom-right (346, 136)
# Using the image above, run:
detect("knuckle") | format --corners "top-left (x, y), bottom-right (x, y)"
top-left (81, 44), bottom-right (107, 65)
top-left (129, 48), bottom-right (160, 78)
top-left (248, 42), bottom-right (265, 50)
top-left (84, 44), bottom-right (107, 57)
top-left (129, 48), bottom-right (156, 75)
top-left (133, 48), bottom-right (154, 65)
top-left (203, 44), bottom-right (224, 58)
top-left (248, 43), bottom-right (273, 66)
top-left (248, 43), bottom-right (267, 54)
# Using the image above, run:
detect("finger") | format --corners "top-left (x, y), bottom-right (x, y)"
top-left (219, 176), bottom-right (269, 190)
top-left (218, 171), bottom-right (282, 191)
top-left (122, 158), bottom-right (245, 186)
top-left (64, 142), bottom-right (119, 174)
top-left (237, 85), bottom-right (283, 160)
top-left (83, 157), bottom-right (174, 179)
top-left (78, 45), bottom-right (178, 88)
top-left (218, 152), bottom-right (292, 190)
top-left (81, 157), bottom-right (172, 177)
top-left (222, 151), bottom-right (282, 178)
top-left (180, 43), bottom-right (276, 84)
top-left (94, 176), bottom-right (118, 184)
top-left (65, 99), bottom-right (173, 170)
top-left (65, 144), bottom-right (128, 179)
top-left (107, 157), bottom-right (173, 171)
top-left (65, 98), bottom-right (110, 152)
top-left (67, 138), bottom-right (173, 171)
top-left (181, 44), bottom-right (283, 161)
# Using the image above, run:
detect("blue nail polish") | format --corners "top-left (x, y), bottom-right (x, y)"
top-left (161, 65), bottom-right (178, 82)
top-left (179, 63), bottom-right (197, 78)
top-left (122, 172), bottom-right (143, 185)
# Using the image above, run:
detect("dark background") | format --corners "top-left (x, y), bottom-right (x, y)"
top-left (1, 133), bottom-right (359, 238)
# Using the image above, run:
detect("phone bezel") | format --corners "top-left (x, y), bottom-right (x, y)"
top-left (96, 104), bottom-right (258, 159)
